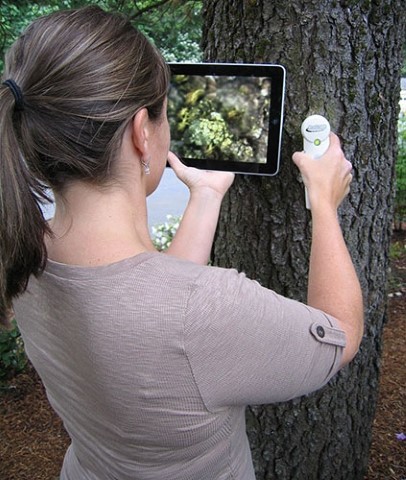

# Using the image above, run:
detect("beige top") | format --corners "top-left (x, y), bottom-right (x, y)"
top-left (14, 252), bottom-right (346, 480)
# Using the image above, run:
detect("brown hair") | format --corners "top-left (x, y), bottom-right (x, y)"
top-left (0, 6), bottom-right (170, 324)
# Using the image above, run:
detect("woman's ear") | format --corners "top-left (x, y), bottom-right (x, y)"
top-left (131, 108), bottom-right (150, 158)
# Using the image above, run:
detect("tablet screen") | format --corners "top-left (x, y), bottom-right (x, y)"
top-left (168, 63), bottom-right (286, 175)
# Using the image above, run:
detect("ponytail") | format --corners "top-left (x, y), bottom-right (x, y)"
top-left (0, 83), bottom-right (50, 325)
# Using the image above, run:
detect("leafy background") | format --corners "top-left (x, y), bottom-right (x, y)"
top-left (0, 0), bottom-right (203, 72)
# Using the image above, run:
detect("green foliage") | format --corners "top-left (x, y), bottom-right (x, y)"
top-left (0, 0), bottom-right (203, 74)
top-left (0, 320), bottom-right (27, 384)
top-left (397, 113), bottom-right (406, 192)
top-left (0, 0), bottom-right (79, 72)
top-left (134, 1), bottom-right (202, 62)
top-left (394, 112), bottom-right (406, 228)
top-left (389, 240), bottom-right (405, 260)
top-left (151, 214), bottom-right (181, 250)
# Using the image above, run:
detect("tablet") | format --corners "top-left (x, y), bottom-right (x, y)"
top-left (168, 62), bottom-right (286, 176)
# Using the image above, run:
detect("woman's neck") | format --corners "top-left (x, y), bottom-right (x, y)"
top-left (45, 182), bottom-right (155, 267)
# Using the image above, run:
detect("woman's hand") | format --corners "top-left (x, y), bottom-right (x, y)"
top-left (165, 151), bottom-right (235, 265)
top-left (292, 133), bottom-right (353, 212)
top-left (167, 151), bottom-right (235, 200)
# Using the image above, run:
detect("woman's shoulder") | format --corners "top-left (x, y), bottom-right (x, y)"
top-left (140, 252), bottom-right (246, 290)
top-left (43, 250), bottom-right (244, 291)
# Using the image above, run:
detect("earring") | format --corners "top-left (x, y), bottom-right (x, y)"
top-left (141, 158), bottom-right (150, 175)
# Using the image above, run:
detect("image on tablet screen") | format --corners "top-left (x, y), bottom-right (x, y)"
top-left (168, 74), bottom-right (271, 164)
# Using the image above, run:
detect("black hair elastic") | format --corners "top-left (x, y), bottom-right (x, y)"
top-left (2, 79), bottom-right (24, 111)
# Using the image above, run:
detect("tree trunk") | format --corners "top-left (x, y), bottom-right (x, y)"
top-left (202, 1), bottom-right (405, 479)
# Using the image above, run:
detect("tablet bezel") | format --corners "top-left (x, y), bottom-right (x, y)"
top-left (168, 62), bottom-right (286, 176)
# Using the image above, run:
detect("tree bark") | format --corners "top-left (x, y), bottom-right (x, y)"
top-left (202, 1), bottom-right (405, 479)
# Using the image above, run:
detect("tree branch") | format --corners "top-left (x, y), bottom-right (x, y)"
top-left (129, 0), bottom-right (174, 19)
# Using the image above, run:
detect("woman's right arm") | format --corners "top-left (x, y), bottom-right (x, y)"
top-left (292, 133), bottom-right (364, 367)
top-left (164, 152), bottom-right (234, 265)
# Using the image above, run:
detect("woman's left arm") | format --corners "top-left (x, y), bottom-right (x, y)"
top-left (165, 152), bottom-right (234, 265)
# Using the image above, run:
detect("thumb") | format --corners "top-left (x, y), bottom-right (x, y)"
top-left (292, 150), bottom-right (310, 170)
top-left (167, 151), bottom-right (183, 169)
top-left (167, 151), bottom-right (189, 178)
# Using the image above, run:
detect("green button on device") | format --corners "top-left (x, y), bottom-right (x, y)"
top-left (314, 139), bottom-right (321, 146)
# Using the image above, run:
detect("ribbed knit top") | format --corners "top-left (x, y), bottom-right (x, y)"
top-left (14, 252), bottom-right (345, 479)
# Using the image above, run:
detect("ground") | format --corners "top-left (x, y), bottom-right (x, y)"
top-left (0, 232), bottom-right (405, 480)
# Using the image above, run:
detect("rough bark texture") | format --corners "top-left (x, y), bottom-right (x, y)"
top-left (202, 1), bottom-right (405, 479)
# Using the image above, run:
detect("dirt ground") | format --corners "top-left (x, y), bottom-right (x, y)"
top-left (0, 231), bottom-right (405, 480)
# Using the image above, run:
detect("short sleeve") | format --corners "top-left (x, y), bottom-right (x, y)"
top-left (184, 267), bottom-right (346, 411)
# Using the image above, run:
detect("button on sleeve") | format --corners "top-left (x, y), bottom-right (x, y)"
top-left (310, 322), bottom-right (346, 347)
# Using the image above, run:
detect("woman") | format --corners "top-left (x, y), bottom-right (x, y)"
top-left (0, 6), bottom-right (363, 480)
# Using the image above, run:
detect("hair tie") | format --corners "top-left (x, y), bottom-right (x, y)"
top-left (2, 79), bottom-right (24, 111)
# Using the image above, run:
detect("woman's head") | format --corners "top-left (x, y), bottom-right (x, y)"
top-left (4, 5), bottom-right (170, 188)
top-left (0, 6), bottom-right (170, 323)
